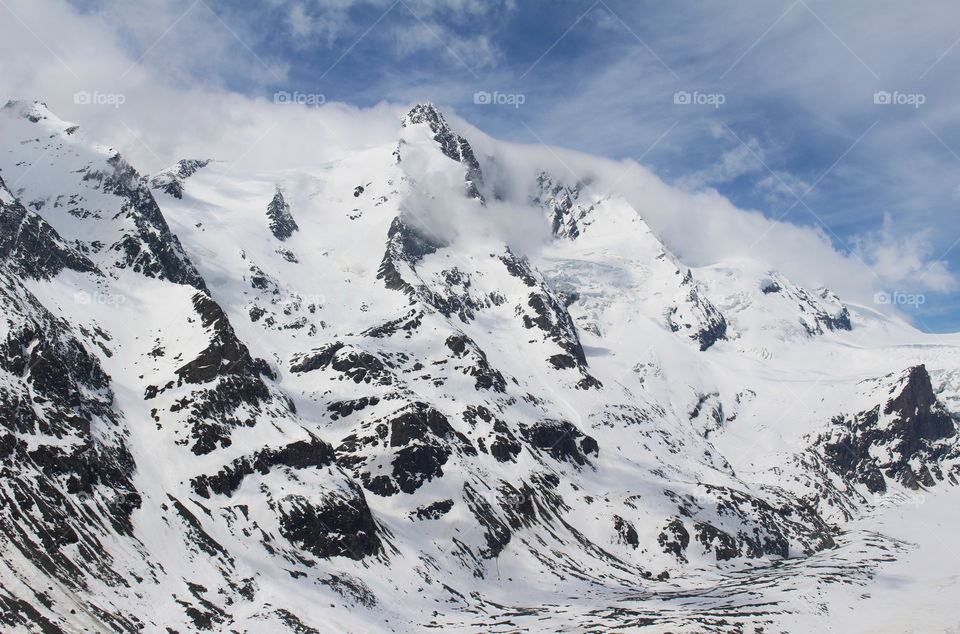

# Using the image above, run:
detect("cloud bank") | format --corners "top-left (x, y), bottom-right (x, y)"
top-left (0, 0), bottom-right (956, 330)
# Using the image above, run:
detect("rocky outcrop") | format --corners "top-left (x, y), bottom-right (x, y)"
top-left (191, 434), bottom-right (336, 498)
top-left (97, 154), bottom-right (208, 290)
top-left (376, 215), bottom-right (447, 296)
top-left (667, 270), bottom-right (728, 351)
top-left (0, 268), bottom-right (141, 613)
top-left (0, 176), bottom-right (97, 279)
top-left (162, 293), bottom-right (278, 455)
top-left (276, 485), bottom-right (382, 560)
top-left (336, 402), bottom-right (476, 496)
top-left (520, 419), bottom-right (598, 466)
top-left (817, 365), bottom-right (957, 493)
top-left (150, 158), bottom-right (210, 199)
top-left (760, 272), bottom-right (852, 335)
top-left (266, 188), bottom-right (299, 240)
top-left (500, 249), bottom-right (601, 388)
top-left (402, 103), bottom-right (483, 200)
top-left (533, 172), bottom-right (594, 240)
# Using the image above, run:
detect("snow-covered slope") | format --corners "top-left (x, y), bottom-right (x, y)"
top-left (0, 98), bottom-right (958, 633)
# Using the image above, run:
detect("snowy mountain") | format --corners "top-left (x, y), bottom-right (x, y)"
top-left (0, 98), bottom-right (958, 633)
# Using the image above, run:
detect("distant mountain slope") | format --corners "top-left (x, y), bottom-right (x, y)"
top-left (0, 98), bottom-right (957, 633)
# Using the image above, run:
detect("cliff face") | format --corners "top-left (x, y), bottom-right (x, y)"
top-left (0, 100), bottom-right (958, 633)
top-left (819, 365), bottom-right (957, 493)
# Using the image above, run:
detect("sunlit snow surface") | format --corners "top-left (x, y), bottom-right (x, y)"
top-left (0, 99), bottom-right (958, 632)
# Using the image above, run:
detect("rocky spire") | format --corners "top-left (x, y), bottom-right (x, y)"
top-left (266, 187), bottom-right (298, 240)
top-left (402, 103), bottom-right (484, 201)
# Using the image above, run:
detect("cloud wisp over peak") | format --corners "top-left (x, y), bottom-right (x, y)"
top-left (2, 0), bottom-right (958, 330)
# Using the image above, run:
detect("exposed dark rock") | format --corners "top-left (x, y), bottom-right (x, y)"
top-left (327, 396), bottom-right (380, 421)
top-left (667, 270), bottom-right (727, 351)
top-left (276, 485), bottom-right (381, 559)
top-left (658, 517), bottom-right (690, 562)
top-left (291, 342), bottom-right (394, 386)
top-left (377, 216), bottom-right (447, 297)
top-left (191, 434), bottom-right (336, 498)
top-left (362, 310), bottom-right (423, 339)
top-left (149, 159), bottom-right (210, 199)
top-left (533, 172), bottom-right (595, 240)
top-left (173, 293), bottom-right (278, 455)
top-left (337, 402), bottom-right (474, 496)
top-left (445, 334), bottom-right (507, 392)
top-left (500, 249), bottom-right (600, 387)
top-left (762, 273), bottom-right (852, 335)
top-left (0, 176), bottom-right (98, 279)
top-left (818, 365), bottom-right (957, 493)
top-left (489, 420), bottom-right (523, 463)
top-left (402, 103), bottom-right (483, 200)
top-left (693, 522), bottom-right (739, 561)
top-left (266, 188), bottom-right (299, 240)
top-left (613, 515), bottom-right (639, 548)
top-left (423, 267), bottom-right (489, 323)
top-left (0, 271), bottom-right (140, 535)
top-left (413, 499), bottom-right (454, 520)
top-left (90, 154), bottom-right (207, 290)
top-left (520, 419), bottom-right (598, 466)
top-left (463, 483), bottom-right (512, 559)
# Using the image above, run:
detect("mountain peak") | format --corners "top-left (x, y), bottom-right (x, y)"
top-left (2, 93), bottom-right (958, 634)
top-left (266, 187), bottom-right (298, 240)
top-left (401, 102), bottom-right (446, 128)
top-left (2, 99), bottom-right (79, 136)
top-left (400, 102), bottom-right (484, 200)
top-left (2, 99), bottom-right (51, 121)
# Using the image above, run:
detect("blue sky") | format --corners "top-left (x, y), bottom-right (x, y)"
top-left (9, 0), bottom-right (960, 331)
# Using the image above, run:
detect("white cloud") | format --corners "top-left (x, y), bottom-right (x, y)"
top-left (853, 214), bottom-right (958, 293)
top-left (0, 0), bottom-right (956, 323)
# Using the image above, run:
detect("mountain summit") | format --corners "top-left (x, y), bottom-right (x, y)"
top-left (401, 102), bottom-right (484, 200)
top-left (0, 101), bottom-right (957, 632)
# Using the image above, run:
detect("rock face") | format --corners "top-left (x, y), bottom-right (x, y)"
top-left (667, 270), bottom-right (729, 351)
top-left (758, 272), bottom-right (852, 335)
top-left (266, 188), bottom-right (299, 240)
top-left (0, 175), bottom-right (97, 278)
top-left (0, 246), bottom-right (142, 633)
top-left (817, 365), bottom-right (958, 493)
top-left (534, 172), bottom-right (593, 240)
top-left (0, 99), bottom-right (958, 633)
top-left (150, 159), bottom-right (210, 199)
top-left (402, 103), bottom-right (484, 200)
top-left (276, 484), bottom-right (382, 559)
